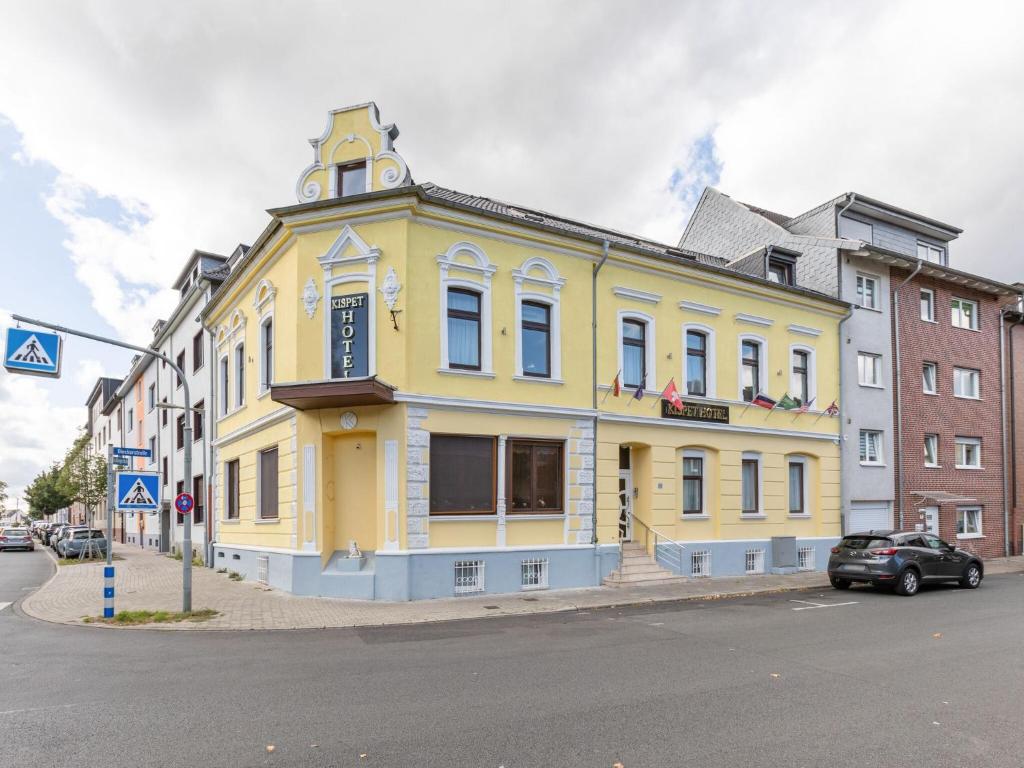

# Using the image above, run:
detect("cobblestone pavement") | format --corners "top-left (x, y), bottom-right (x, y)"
top-left (20, 544), bottom-right (1024, 631)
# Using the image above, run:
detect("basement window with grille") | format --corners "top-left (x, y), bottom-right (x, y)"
top-left (520, 558), bottom-right (549, 590)
top-left (691, 550), bottom-right (711, 578)
top-left (798, 546), bottom-right (816, 572)
top-left (256, 554), bottom-right (269, 585)
top-left (745, 548), bottom-right (766, 575)
top-left (454, 560), bottom-right (485, 595)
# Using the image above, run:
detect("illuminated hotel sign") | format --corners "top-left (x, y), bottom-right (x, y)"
top-left (330, 293), bottom-right (369, 378)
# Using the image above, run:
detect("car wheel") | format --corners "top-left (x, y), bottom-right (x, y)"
top-left (960, 563), bottom-right (982, 589)
top-left (895, 568), bottom-right (920, 596)
top-left (829, 576), bottom-right (851, 590)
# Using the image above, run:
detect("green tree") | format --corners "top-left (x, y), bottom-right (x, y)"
top-left (0, 479), bottom-right (7, 516)
top-left (24, 464), bottom-right (74, 519)
top-left (61, 433), bottom-right (107, 526)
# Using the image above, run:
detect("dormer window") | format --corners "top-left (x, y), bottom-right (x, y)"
top-left (336, 161), bottom-right (367, 198)
top-left (768, 258), bottom-right (794, 286)
top-left (917, 241), bottom-right (945, 265)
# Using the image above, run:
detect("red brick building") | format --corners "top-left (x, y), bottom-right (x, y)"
top-left (892, 265), bottom-right (1018, 559)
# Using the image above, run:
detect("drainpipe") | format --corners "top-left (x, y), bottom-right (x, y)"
top-left (999, 306), bottom-right (1011, 556)
top-left (592, 241), bottom-right (610, 572)
top-left (838, 192), bottom-right (857, 221)
top-left (1008, 305), bottom-right (1024, 553)
top-left (836, 304), bottom-right (855, 534)
top-left (893, 258), bottom-right (924, 529)
top-left (198, 279), bottom-right (218, 567)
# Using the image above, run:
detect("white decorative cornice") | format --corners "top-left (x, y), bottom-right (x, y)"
top-left (436, 241), bottom-right (497, 280)
top-left (318, 224), bottom-right (382, 272)
top-left (735, 312), bottom-right (774, 327)
top-left (787, 323), bottom-right (822, 337)
top-left (302, 277), bottom-right (321, 319)
top-left (252, 279), bottom-right (277, 314)
top-left (512, 256), bottom-right (566, 292)
top-left (613, 286), bottom-right (661, 305)
top-left (678, 300), bottom-right (722, 316)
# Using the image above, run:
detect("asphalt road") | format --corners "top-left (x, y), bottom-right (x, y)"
top-left (2, 548), bottom-right (1023, 768)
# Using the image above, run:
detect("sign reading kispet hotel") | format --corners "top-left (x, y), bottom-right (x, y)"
top-left (661, 399), bottom-right (730, 424)
top-left (330, 292), bottom-right (369, 378)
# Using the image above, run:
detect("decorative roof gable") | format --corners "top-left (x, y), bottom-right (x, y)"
top-left (295, 102), bottom-right (412, 203)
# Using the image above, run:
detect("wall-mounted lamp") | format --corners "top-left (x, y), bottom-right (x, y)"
top-left (389, 309), bottom-right (402, 332)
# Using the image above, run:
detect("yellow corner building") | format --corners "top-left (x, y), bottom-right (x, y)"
top-left (203, 104), bottom-right (847, 599)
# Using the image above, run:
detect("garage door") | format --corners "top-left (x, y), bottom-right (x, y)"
top-left (846, 502), bottom-right (893, 534)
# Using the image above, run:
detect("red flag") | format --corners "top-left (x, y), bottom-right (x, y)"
top-left (824, 400), bottom-right (839, 416)
top-left (612, 371), bottom-right (621, 397)
top-left (751, 393), bottom-right (777, 410)
top-left (661, 379), bottom-right (683, 409)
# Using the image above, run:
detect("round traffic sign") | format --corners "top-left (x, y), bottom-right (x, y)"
top-left (174, 493), bottom-right (195, 514)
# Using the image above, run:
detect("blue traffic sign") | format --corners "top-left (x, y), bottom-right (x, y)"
top-left (115, 472), bottom-right (160, 511)
top-left (113, 447), bottom-right (152, 458)
top-left (4, 327), bottom-right (62, 378)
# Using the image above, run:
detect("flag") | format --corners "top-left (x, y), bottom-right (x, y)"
top-left (824, 400), bottom-right (839, 416)
top-left (632, 383), bottom-right (644, 401)
top-left (612, 370), bottom-right (621, 397)
top-left (776, 393), bottom-right (800, 411)
top-left (661, 379), bottom-right (683, 409)
top-left (797, 397), bottom-right (815, 414)
top-left (751, 393), bottom-right (776, 410)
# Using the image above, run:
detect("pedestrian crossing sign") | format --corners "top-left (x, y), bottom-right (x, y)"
top-left (116, 472), bottom-right (160, 511)
top-left (4, 327), bottom-right (62, 378)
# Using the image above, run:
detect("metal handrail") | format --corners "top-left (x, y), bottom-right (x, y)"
top-left (630, 518), bottom-right (687, 575)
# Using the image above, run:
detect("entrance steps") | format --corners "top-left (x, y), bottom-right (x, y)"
top-left (603, 542), bottom-right (687, 586)
top-left (319, 551), bottom-right (376, 599)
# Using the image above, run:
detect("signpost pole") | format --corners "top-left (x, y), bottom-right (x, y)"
top-left (105, 443), bottom-right (115, 618)
top-left (10, 313), bottom-right (193, 614)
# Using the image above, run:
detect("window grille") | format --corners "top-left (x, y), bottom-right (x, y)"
top-left (745, 548), bottom-right (766, 575)
top-left (521, 558), bottom-right (549, 590)
top-left (256, 554), bottom-right (269, 585)
top-left (690, 550), bottom-right (711, 578)
top-left (798, 546), bottom-right (815, 571)
top-left (454, 560), bottom-right (485, 595)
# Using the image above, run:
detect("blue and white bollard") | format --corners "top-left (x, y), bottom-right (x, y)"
top-left (103, 566), bottom-right (115, 618)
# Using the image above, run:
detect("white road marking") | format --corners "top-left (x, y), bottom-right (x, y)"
top-left (0, 602), bottom-right (12, 612)
top-left (790, 599), bottom-right (859, 611)
top-left (0, 702), bottom-right (100, 717)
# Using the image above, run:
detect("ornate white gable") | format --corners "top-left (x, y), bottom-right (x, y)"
top-left (295, 102), bottom-right (412, 203)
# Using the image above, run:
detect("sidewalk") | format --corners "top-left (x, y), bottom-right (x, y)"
top-left (21, 545), bottom-right (1024, 631)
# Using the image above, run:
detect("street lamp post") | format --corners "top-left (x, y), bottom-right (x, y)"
top-left (11, 314), bottom-right (194, 613)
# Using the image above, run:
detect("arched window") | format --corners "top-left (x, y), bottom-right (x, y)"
top-left (438, 242), bottom-right (496, 376)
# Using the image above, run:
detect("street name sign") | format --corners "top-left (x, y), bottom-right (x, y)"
top-left (113, 447), bottom-right (152, 458)
top-left (4, 327), bottom-right (62, 378)
top-left (115, 472), bottom-right (160, 511)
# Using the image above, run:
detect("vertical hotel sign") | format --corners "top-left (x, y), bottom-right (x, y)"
top-left (331, 293), bottom-right (369, 378)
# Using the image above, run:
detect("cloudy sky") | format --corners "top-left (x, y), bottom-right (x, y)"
top-left (1, 0), bottom-right (1022, 503)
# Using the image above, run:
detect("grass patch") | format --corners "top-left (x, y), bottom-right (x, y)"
top-left (167, 551), bottom-right (204, 567)
top-left (216, 567), bottom-right (227, 574)
top-left (228, 571), bottom-right (243, 581)
top-left (84, 608), bottom-right (219, 625)
top-left (58, 555), bottom-right (123, 566)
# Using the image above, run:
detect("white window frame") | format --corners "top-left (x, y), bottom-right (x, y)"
top-left (955, 437), bottom-right (982, 469)
top-left (438, 241), bottom-right (496, 377)
top-left (617, 310), bottom-right (656, 392)
top-left (859, 430), bottom-right (884, 466)
top-left (259, 315), bottom-right (275, 395)
top-left (856, 273), bottom-right (881, 311)
top-left (953, 367), bottom-right (980, 400)
top-left (233, 341), bottom-right (245, 410)
top-left (148, 436), bottom-right (156, 464)
top-left (512, 257), bottom-right (565, 382)
top-left (218, 355), bottom-right (230, 416)
top-left (127, 406), bottom-right (133, 433)
top-left (788, 344), bottom-right (816, 405)
top-left (147, 383), bottom-right (156, 412)
top-left (737, 334), bottom-right (768, 402)
top-left (745, 548), bottom-right (766, 575)
top-left (924, 434), bottom-right (939, 468)
top-left (681, 448), bottom-right (708, 518)
top-left (956, 506), bottom-right (983, 539)
top-left (922, 362), bottom-right (938, 395)
top-left (951, 297), bottom-right (979, 331)
top-left (787, 455), bottom-right (810, 517)
top-left (920, 288), bottom-right (936, 322)
top-left (740, 451), bottom-right (764, 516)
top-left (857, 352), bottom-right (883, 388)
top-left (682, 323), bottom-right (716, 399)
top-left (917, 241), bottom-right (945, 265)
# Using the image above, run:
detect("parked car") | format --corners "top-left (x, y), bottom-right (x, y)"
top-left (0, 528), bottom-right (35, 552)
top-left (40, 524), bottom-right (59, 545)
top-left (828, 530), bottom-right (983, 596)
top-left (59, 529), bottom-right (107, 559)
top-left (51, 525), bottom-right (84, 553)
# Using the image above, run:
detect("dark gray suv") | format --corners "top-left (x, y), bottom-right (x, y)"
top-left (828, 530), bottom-right (983, 596)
